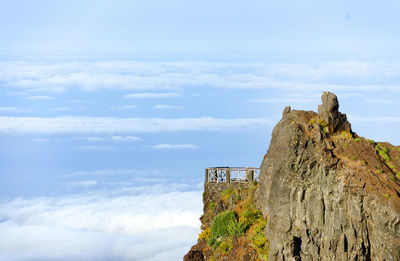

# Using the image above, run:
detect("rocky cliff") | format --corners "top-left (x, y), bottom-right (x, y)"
top-left (186, 92), bottom-right (400, 261)
top-left (256, 92), bottom-right (400, 260)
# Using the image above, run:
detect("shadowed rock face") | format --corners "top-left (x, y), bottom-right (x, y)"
top-left (256, 92), bottom-right (400, 260)
top-left (318, 92), bottom-right (351, 133)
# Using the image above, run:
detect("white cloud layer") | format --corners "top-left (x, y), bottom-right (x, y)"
top-left (67, 180), bottom-right (98, 187)
top-left (75, 145), bottom-right (114, 151)
top-left (1, 60), bottom-right (400, 93)
top-left (28, 95), bottom-right (54, 100)
top-left (87, 137), bottom-right (106, 142)
top-left (0, 107), bottom-right (31, 113)
top-left (50, 107), bottom-right (74, 111)
top-left (124, 92), bottom-right (181, 99)
top-left (0, 107), bottom-right (19, 112)
top-left (153, 104), bottom-right (183, 110)
top-left (112, 136), bottom-right (140, 142)
top-left (0, 185), bottom-right (202, 261)
top-left (0, 116), bottom-right (272, 135)
top-left (113, 104), bottom-right (137, 110)
top-left (247, 97), bottom-right (319, 103)
top-left (152, 144), bottom-right (198, 150)
top-left (61, 169), bottom-right (163, 178)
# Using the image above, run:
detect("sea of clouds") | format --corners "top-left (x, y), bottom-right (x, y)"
top-left (1, 60), bottom-right (400, 94)
top-left (0, 181), bottom-right (202, 261)
top-left (1, 56), bottom-right (400, 261)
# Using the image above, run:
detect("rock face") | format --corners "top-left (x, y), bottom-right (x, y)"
top-left (256, 92), bottom-right (400, 260)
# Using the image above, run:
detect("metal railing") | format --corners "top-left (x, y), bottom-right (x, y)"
top-left (205, 167), bottom-right (260, 183)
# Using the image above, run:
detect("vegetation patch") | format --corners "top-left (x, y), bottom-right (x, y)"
top-left (376, 143), bottom-right (390, 162)
top-left (199, 227), bottom-right (211, 241)
top-left (332, 131), bottom-right (353, 145)
top-left (340, 131), bottom-right (353, 140)
top-left (316, 119), bottom-right (329, 134)
top-left (375, 143), bottom-right (397, 173)
top-left (207, 211), bottom-right (242, 249)
top-left (317, 119), bottom-right (328, 128)
top-left (248, 218), bottom-right (269, 259)
top-left (216, 237), bottom-right (233, 255)
top-left (310, 117), bottom-right (329, 134)
top-left (208, 202), bottom-right (216, 216)
top-left (221, 188), bottom-right (234, 202)
top-left (354, 137), bottom-right (362, 143)
top-left (204, 183), bottom-right (270, 260)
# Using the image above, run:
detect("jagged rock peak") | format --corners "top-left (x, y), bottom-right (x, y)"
top-left (318, 91), bottom-right (338, 121)
top-left (282, 105), bottom-right (291, 118)
top-left (317, 91), bottom-right (351, 133)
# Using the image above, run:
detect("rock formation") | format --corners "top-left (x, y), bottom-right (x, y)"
top-left (256, 92), bottom-right (400, 260)
top-left (186, 92), bottom-right (400, 260)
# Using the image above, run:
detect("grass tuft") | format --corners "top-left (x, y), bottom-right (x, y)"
top-left (221, 188), bottom-right (234, 202)
top-left (207, 211), bottom-right (243, 249)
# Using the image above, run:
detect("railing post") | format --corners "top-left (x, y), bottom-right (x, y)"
top-left (246, 169), bottom-right (254, 182)
top-left (205, 168), bottom-right (209, 183)
top-left (226, 168), bottom-right (230, 184)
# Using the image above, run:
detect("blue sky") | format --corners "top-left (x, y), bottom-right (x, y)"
top-left (1, 1), bottom-right (400, 260)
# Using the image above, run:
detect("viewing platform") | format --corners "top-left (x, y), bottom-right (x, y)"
top-left (205, 167), bottom-right (260, 184)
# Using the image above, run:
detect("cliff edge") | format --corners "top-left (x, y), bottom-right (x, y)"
top-left (255, 92), bottom-right (400, 260)
top-left (186, 92), bottom-right (400, 260)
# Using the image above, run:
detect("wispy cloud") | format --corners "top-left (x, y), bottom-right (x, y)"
top-left (50, 107), bottom-right (74, 111)
top-left (75, 145), bottom-right (114, 151)
top-left (246, 97), bottom-right (318, 103)
top-left (61, 169), bottom-right (164, 178)
top-left (152, 144), bottom-right (198, 150)
top-left (111, 136), bottom-right (140, 142)
top-left (124, 92), bottom-right (181, 99)
top-left (0, 107), bottom-right (31, 113)
top-left (69, 99), bottom-right (90, 103)
top-left (0, 107), bottom-right (19, 112)
top-left (0, 116), bottom-right (272, 135)
top-left (153, 104), bottom-right (183, 110)
top-left (112, 104), bottom-right (137, 110)
top-left (28, 95), bottom-right (54, 100)
top-left (67, 180), bottom-right (97, 187)
top-left (87, 137), bottom-right (105, 142)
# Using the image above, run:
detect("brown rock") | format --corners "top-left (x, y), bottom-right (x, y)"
top-left (256, 92), bottom-right (400, 260)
